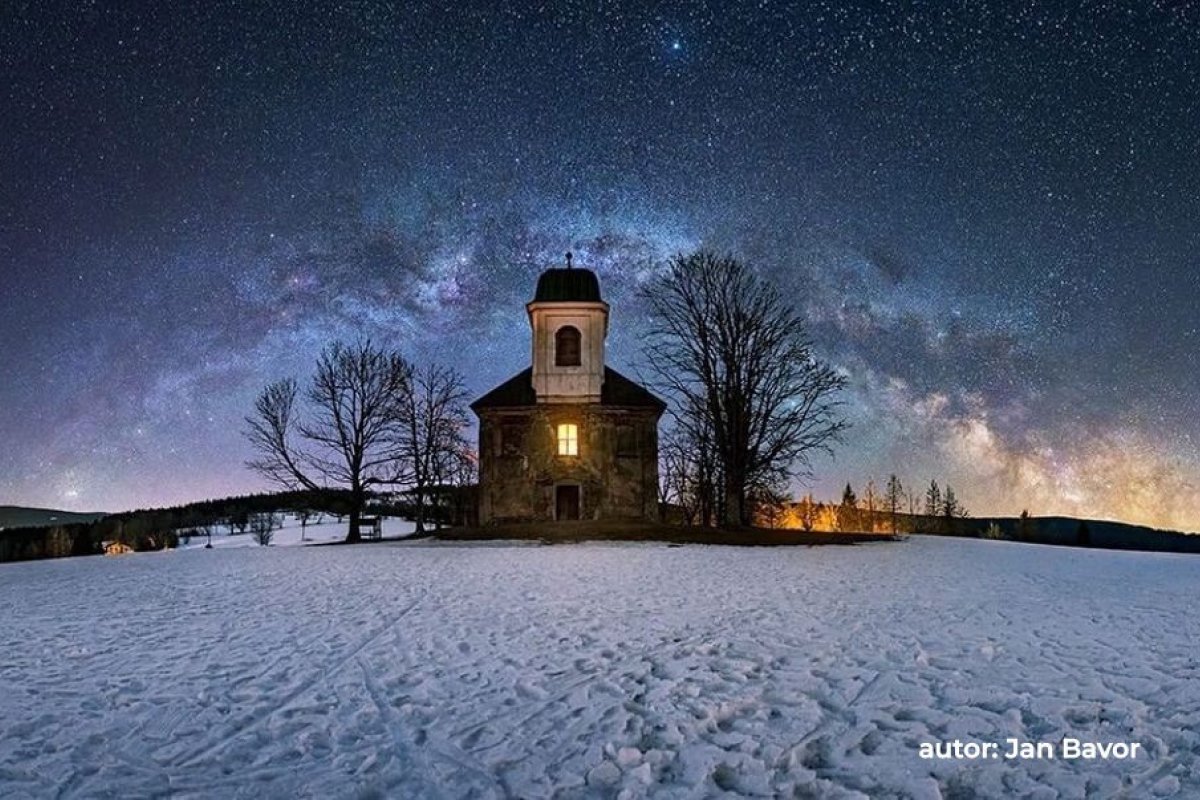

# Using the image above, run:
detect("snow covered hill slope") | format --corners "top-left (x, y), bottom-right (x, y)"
top-left (1, 537), bottom-right (1195, 797)
top-left (0, 505), bottom-right (106, 530)
top-left (177, 514), bottom-right (415, 549)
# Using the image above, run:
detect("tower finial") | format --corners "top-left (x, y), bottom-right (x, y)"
top-left (565, 250), bottom-right (573, 269)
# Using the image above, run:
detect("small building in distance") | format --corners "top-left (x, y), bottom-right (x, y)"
top-left (471, 257), bottom-right (665, 524)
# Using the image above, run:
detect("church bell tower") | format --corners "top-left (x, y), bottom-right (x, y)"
top-left (527, 252), bottom-right (609, 403)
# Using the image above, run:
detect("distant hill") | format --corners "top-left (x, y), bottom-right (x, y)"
top-left (0, 489), bottom-right (397, 564)
top-left (0, 506), bottom-right (107, 530)
top-left (978, 515), bottom-right (1200, 553)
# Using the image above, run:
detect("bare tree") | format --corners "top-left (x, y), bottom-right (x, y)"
top-left (393, 363), bottom-right (471, 534)
top-left (437, 446), bottom-right (477, 528)
top-left (924, 479), bottom-right (942, 517)
top-left (658, 418), bottom-right (720, 527)
top-left (657, 430), bottom-right (690, 524)
top-left (942, 485), bottom-right (963, 518)
top-left (197, 521), bottom-right (216, 548)
top-left (249, 512), bottom-right (281, 546)
top-left (1016, 509), bottom-right (1036, 542)
top-left (428, 440), bottom-right (475, 531)
top-left (751, 486), bottom-right (790, 529)
top-left (864, 478), bottom-right (878, 532)
top-left (797, 492), bottom-right (819, 532)
top-left (245, 340), bottom-right (411, 543)
top-left (641, 251), bottom-right (848, 527)
top-left (906, 490), bottom-right (920, 533)
top-left (296, 508), bottom-right (314, 542)
top-left (885, 474), bottom-right (905, 534)
top-left (923, 479), bottom-right (942, 532)
top-left (837, 483), bottom-right (858, 532)
top-left (942, 485), bottom-right (967, 531)
top-left (226, 512), bottom-right (249, 537)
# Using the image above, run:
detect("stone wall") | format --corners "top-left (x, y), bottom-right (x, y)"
top-left (477, 404), bottom-right (660, 524)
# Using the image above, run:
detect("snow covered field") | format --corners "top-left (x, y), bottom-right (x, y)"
top-left (176, 513), bottom-right (417, 550)
top-left (1, 536), bottom-right (1197, 798)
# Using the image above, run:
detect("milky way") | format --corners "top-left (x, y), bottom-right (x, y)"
top-left (2, 2), bottom-right (1197, 530)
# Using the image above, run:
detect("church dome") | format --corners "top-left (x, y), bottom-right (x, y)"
top-left (533, 267), bottom-right (602, 303)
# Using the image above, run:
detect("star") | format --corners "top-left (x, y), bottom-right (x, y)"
top-left (0, 2), bottom-right (1194, 531)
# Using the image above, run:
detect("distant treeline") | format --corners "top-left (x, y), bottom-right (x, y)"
top-left (969, 515), bottom-right (1200, 554)
top-left (758, 491), bottom-right (1199, 555)
top-left (0, 489), bottom-right (431, 564)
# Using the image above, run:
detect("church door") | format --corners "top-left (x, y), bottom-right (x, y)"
top-left (556, 485), bottom-right (581, 521)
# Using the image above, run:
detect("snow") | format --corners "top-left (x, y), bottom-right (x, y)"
top-left (1, 536), bottom-right (1197, 797)
top-left (177, 513), bottom-right (417, 549)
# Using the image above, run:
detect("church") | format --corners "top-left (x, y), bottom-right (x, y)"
top-left (471, 257), bottom-right (665, 524)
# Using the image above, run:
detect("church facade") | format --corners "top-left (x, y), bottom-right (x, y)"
top-left (471, 261), bottom-right (665, 524)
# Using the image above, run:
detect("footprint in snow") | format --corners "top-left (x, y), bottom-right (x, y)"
top-left (515, 681), bottom-right (548, 701)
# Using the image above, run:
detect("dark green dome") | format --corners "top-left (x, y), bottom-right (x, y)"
top-left (533, 267), bottom-right (602, 303)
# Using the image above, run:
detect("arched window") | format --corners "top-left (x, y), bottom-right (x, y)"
top-left (555, 325), bottom-right (581, 366)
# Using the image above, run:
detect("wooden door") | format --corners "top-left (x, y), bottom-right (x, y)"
top-left (556, 485), bottom-right (580, 520)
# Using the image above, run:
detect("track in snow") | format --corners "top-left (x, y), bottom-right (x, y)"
top-left (1, 536), bottom-right (1196, 798)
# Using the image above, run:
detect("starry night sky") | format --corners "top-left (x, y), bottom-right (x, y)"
top-left (2, 1), bottom-right (1197, 530)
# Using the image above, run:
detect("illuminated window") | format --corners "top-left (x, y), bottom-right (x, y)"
top-left (555, 326), bottom-right (581, 366)
top-left (556, 423), bottom-right (579, 456)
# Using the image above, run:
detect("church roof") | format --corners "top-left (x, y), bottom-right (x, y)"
top-left (471, 367), bottom-right (666, 412)
top-left (532, 268), bottom-right (603, 303)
